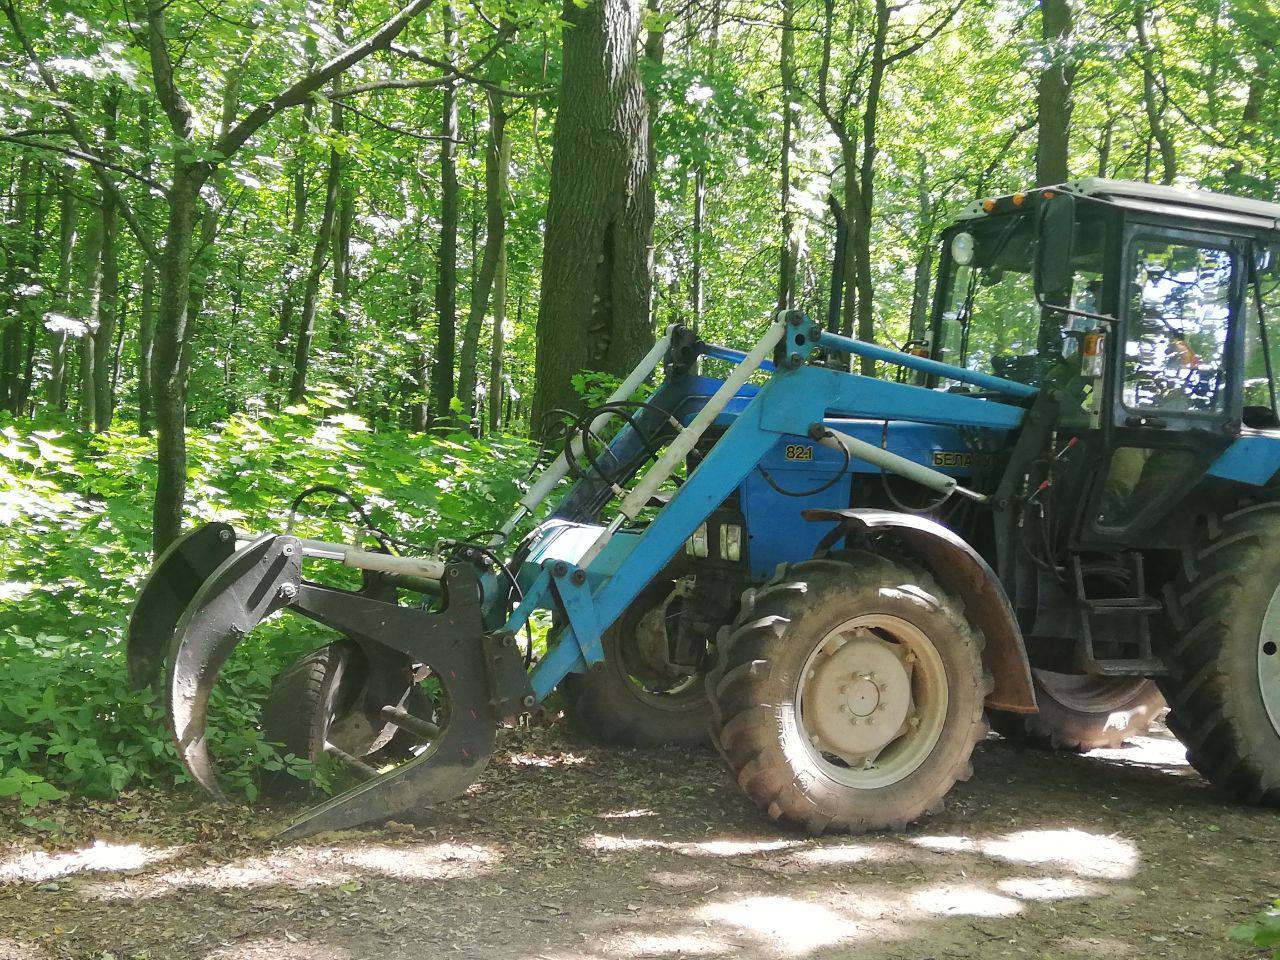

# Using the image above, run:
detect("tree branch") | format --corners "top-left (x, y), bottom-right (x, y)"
top-left (0, 134), bottom-right (166, 190)
top-left (388, 42), bottom-right (554, 98)
top-left (0, 0), bottom-right (160, 263)
top-left (213, 0), bottom-right (435, 160)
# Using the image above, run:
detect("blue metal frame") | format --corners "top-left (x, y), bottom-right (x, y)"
top-left (515, 326), bottom-right (1030, 701)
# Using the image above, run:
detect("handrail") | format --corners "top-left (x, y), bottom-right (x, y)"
top-left (815, 330), bottom-right (1039, 399)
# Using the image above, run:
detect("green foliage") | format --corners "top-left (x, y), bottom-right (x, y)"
top-left (1232, 900), bottom-right (1280, 958)
top-left (0, 413), bottom-right (532, 807)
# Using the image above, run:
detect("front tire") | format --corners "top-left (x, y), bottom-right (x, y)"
top-left (1160, 503), bottom-right (1280, 805)
top-left (562, 579), bottom-right (715, 747)
top-left (708, 554), bottom-right (990, 834)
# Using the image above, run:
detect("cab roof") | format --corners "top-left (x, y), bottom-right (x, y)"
top-left (959, 177), bottom-right (1280, 233)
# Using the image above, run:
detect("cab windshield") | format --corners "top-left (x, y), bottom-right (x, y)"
top-left (934, 207), bottom-right (1107, 386)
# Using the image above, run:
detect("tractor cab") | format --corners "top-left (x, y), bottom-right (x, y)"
top-left (929, 179), bottom-right (1280, 550)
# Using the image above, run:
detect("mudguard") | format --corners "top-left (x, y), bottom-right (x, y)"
top-left (127, 521), bottom-right (237, 689)
top-left (804, 508), bottom-right (1037, 714)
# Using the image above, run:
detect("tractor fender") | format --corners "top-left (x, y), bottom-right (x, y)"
top-left (803, 508), bottom-right (1037, 714)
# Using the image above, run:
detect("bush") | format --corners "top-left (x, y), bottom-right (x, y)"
top-left (0, 409), bottom-right (533, 808)
top-left (1232, 900), bottom-right (1280, 958)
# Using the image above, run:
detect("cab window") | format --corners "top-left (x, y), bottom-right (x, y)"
top-left (1122, 239), bottom-right (1233, 414)
top-left (1242, 243), bottom-right (1280, 425)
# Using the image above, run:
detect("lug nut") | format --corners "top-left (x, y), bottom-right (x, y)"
top-left (219, 529), bottom-right (232, 542)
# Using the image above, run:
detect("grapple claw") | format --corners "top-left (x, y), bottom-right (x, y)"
top-left (127, 522), bottom-right (237, 689)
top-left (166, 534), bottom-right (303, 800)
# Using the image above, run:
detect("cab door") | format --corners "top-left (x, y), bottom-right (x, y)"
top-left (1083, 223), bottom-right (1245, 545)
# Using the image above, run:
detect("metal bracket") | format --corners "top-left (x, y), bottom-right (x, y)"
top-left (552, 562), bottom-right (605, 666)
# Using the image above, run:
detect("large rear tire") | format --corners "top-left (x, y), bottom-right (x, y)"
top-left (707, 554), bottom-right (990, 834)
top-left (1159, 503), bottom-right (1280, 805)
top-left (992, 672), bottom-right (1164, 751)
top-left (260, 641), bottom-right (354, 798)
top-left (562, 579), bottom-right (714, 747)
top-left (260, 640), bottom-right (428, 798)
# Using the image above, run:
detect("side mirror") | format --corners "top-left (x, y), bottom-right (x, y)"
top-left (1034, 192), bottom-right (1076, 304)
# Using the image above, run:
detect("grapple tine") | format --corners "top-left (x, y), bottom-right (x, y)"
top-left (127, 522), bottom-right (237, 690)
top-left (166, 534), bottom-right (302, 800)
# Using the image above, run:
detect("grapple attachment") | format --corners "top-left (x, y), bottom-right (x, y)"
top-left (127, 523), bottom-right (530, 839)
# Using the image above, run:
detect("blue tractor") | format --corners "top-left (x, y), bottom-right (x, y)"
top-left (129, 178), bottom-right (1280, 837)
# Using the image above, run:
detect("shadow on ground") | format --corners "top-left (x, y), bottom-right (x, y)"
top-left (0, 728), bottom-right (1272, 959)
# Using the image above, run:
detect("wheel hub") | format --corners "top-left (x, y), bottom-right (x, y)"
top-left (1260, 585), bottom-right (1280, 735)
top-left (802, 627), bottom-right (923, 770)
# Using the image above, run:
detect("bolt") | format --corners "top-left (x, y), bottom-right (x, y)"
top-left (907, 715), bottom-right (921, 729)
top-left (522, 694), bottom-right (536, 709)
top-left (839, 704), bottom-right (850, 714)
top-left (552, 561), bottom-right (569, 578)
top-left (281, 543), bottom-right (295, 557)
top-left (904, 652), bottom-right (918, 665)
top-left (570, 569), bottom-right (587, 586)
top-left (219, 528), bottom-right (232, 542)
top-left (449, 567), bottom-right (459, 578)
top-left (278, 582), bottom-right (298, 601)
top-left (500, 633), bottom-right (515, 648)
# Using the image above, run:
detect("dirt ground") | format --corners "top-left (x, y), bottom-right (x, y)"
top-left (0, 725), bottom-right (1274, 960)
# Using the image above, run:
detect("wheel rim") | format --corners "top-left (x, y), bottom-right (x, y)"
top-left (1033, 670), bottom-right (1150, 714)
top-left (1260, 584), bottom-right (1280, 736)
top-left (617, 587), bottom-right (707, 710)
top-left (795, 614), bottom-right (948, 789)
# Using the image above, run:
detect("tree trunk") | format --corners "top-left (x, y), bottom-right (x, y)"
top-left (1134, 0), bottom-right (1175, 185)
top-left (458, 90), bottom-right (509, 423)
top-left (47, 174), bottom-right (77, 411)
top-left (488, 221), bottom-right (508, 433)
top-left (330, 175), bottom-right (355, 386)
top-left (429, 1), bottom-right (460, 423)
top-left (271, 94), bottom-right (316, 400)
top-left (137, 100), bottom-right (156, 434)
top-left (776, 0), bottom-right (795, 313)
top-left (531, 0), bottom-right (656, 433)
top-left (150, 166), bottom-right (204, 553)
top-left (91, 90), bottom-right (121, 431)
top-left (1, 152), bottom-right (32, 412)
top-left (288, 96), bottom-right (343, 404)
top-left (908, 155), bottom-right (933, 342)
top-left (77, 197), bottom-right (107, 430)
top-left (1035, 0), bottom-right (1074, 186)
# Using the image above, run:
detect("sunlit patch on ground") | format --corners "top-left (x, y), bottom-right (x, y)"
top-left (0, 938), bottom-right (53, 960)
top-left (0, 841), bottom-right (176, 883)
top-left (505, 751), bottom-right (590, 768)
top-left (697, 896), bottom-right (861, 954)
top-left (1087, 734), bottom-right (1191, 772)
top-left (584, 834), bottom-right (801, 858)
top-left (203, 938), bottom-right (353, 959)
top-left (647, 868), bottom-right (719, 888)
top-left (911, 827), bottom-right (1139, 879)
top-left (909, 884), bottom-right (1022, 917)
top-left (597, 808), bottom-right (656, 819)
top-left (82, 841), bottom-right (500, 900)
top-left (997, 875), bottom-right (1102, 900)
top-left (602, 931), bottom-right (734, 957)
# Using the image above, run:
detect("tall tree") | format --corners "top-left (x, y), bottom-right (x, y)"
top-left (429, 0), bottom-right (460, 422)
top-left (1035, 0), bottom-right (1074, 185)
top-left (531, 0), bottom-right (657, 431)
